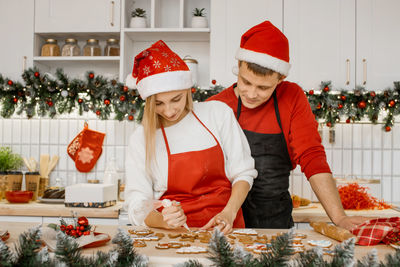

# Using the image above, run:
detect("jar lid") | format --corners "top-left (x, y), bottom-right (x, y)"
top-left (86, 39), bottom-right (99, 44)
top-left (183, 55), bottom-right (198, 64)
top-left (65, 38), bottom-right (77, 43)
top-left (87, 179), bottom-right (99, 184)
top-left (45, 39), bottom-right (58, 44)
top-left (106, 38), bottom-right (119, 44)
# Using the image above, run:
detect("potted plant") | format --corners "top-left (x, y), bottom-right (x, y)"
top-left (0, 147), bottom-right (23, 198)
top-left (130, 8), bottom-right (147, 28)
top-left (191, 8), bottom-right (208, 28)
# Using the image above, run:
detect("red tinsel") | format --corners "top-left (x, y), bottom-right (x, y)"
top-left (338, 183), bottom-right (392, 210)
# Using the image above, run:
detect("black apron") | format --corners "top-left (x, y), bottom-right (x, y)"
top-left (237, 88), bottom-right (294, 229)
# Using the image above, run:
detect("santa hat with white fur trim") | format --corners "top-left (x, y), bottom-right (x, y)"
top-left (235, 21), bottom-right (291, 76)
top-left (125, 40), bottom-right (193, 100)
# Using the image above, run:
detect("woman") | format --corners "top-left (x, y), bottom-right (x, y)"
top-left (124, 40), bottom-right (257, 234)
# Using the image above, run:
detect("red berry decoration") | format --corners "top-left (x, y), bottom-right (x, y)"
top-left (70, 230), bottom-right (77, 236)
top-left (128, 115), bottom-right (134, 121)
top-left (89, 73), bottom-right (95, 79)
top-left (34, 72), bottom-right (40, 78)
top-left (316, 103), bottom-right (322, 109)
top-left (48, 101), bottom-right (53, 107)
top-left (96, 110), bottom-right (101, 116)
top-left (7, 80), bottom-right (13, 86)
top-left (79, 225), bottom-right (85, 231)
top-left (358, 101), bottom-right (366, 109)
top-left (340, 95), bottom-right (346, 101)
top-left (211, 79), bottom-right (217, 85)
top-left (385, 126), bottom-right (391, 132)
top-left (389, 100), bottom-right (395, 107)
top-left (309, 90), bottom-right (314, 95)
top-left (67, 225), bottom-right (74, 231)
top-left (60, 225), bottom-right (66, 231)
top-left (119, 95), bottom-right (126, 101)
top-left (104, 99), bottom-right (111, 105)
top-left (123, 86), bottom-right (129, 92)
top-left (191, 87), bottom-right (196, 93)
top-left (338, 103), bottom-right (343, 109)
top-left (326, 122), bottom-right (332, 127)
top-left (346, 118), bottom-right (351, 123)
top-left (84, 231), bottom-right (90, 236)
top-left (323, 86), bottom-right (329, 92)
top-left (370, 91), bottom-right (376, 98)
top-left (78, 216), bottom-right (89, 226)
top-left (78, 98), bottom-right (83, 103)
top-left (13, 97), bottom-right (18, 103)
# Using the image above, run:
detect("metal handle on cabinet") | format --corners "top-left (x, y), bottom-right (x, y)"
top-left (345, 59), bottom-right (350, 85)
top-left (362, 59), bottom-right (367, 85)
top-left (110, 1), bottom-right (115, 27)
top-left (22, 56), bottom-right (27, 71)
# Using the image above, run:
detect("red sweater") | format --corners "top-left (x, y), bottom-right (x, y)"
top-left (208, 82), bottom-right (331, 179)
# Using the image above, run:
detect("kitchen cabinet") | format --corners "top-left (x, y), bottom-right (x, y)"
top-left (0, 0), bottom-right (34, 81)
top-left (210, 0), bottom-right (283, 87)
top-left (284, 0), bottom-right (400, 91)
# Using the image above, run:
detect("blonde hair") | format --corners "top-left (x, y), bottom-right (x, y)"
top-left (142, 89), bottom-right (193, 174)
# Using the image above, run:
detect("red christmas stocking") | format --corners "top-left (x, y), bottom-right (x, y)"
top-left (68, 123), bottom-right (106, 173)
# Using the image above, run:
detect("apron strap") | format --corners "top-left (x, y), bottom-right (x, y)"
top-left (160, 125), bottom-right (171, 156)
top-left (191, 111), bottom-right (221, 148)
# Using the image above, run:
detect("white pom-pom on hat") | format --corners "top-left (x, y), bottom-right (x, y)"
top-left (125, 73), bottom-right (137, 89)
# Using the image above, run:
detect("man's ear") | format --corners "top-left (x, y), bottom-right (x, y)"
top-left (278, 75), bottom-right (286, 84)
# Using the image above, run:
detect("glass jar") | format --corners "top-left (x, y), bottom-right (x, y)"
top-left (83, 39), bottom-right (101, 56)
top-left (104, 38), bottom-right (120, 56)
top-left (61, 38), bottom-right (80, 56)
top-left (41, 39), bottom-right (60, 56)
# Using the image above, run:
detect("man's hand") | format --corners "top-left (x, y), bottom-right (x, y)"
top-left (335, 215), bottom-right (371, 231)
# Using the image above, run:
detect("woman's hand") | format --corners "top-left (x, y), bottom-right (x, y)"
top-left (161, 201), bottom-right (187, 229)
top-left (201, 209), bottom-right (236, 235)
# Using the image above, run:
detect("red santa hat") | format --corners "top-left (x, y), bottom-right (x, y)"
top-left (235, 21), bottom-right (291, 76)
top-left (125, 40), bottom-right (193, 100)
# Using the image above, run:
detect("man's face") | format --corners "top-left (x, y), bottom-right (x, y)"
top-left (236, 63), bottom-right (285, 109)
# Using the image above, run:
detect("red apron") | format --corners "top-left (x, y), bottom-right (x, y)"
top-left (159, 111), bottom-right (245, 228)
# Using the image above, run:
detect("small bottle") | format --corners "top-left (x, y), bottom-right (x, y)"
top-left (104, 38), bottom-right (120, 56)
top-left (61, 38), bottom-right (80, 56)
top-left (41, 39), bottom-right (60, 56)
top-left (103, 158), bottom-right (119, 200)
top-left (83, 39), bottom-right (101, 56)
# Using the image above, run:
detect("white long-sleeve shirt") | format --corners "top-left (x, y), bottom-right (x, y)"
top-left (124, 100), bottom-right (257, 226)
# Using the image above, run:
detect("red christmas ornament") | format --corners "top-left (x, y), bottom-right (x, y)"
top-left (358, 101), bottom-right (366, 109)
top-left (96, 110), bottom-right (101, 116)
top-left (309, 90), bottom-right (314, 95)
top-left (78, 98), bottom-right (83, 103)
top-left (66, 225), bottom-right (74, 231)
top-left (323, 86), bottom-right (329, 92)
top-left (128, 115), bottom-right (134, 121)
top-left (13, 97), bottom-right (18, 103)
top-left (123, 86), bottom-right (129, 92)
top-left (84, 231), bottom-right (90, 236)
top-left (119, 95), bottom-right (126, 101)
top-left (77, 216), bottom-right (89, 226)
top-left (60, 225), bottom-right (66, 232)
top-left (316, 103), bottom-right (322, 109)
top-left (326, 122), bottom-right (332, 127)
top-left (346, 118), bottom-right (351, 123)
top-left (370, 91), bottom-right (376, 98)
top-left (340, 95), bottom-right (346, 101)
top-left (34, 72), bottom-right (40, 78)
top-left (7, 80), bottom-right (13, 86)
top-left (104, 99), bottom-right (111, 105)
top-left (89, 73), bottom-right (95, 79)
top-left (389, 100), bottom-right (395, 107)
top-left (385, 126), bottom-right (391, 132)
top-left (48, 101), bottom-right (53, 107)
top-left (338, 103), bottom-right (343, 109)
top-left (191, 87), bottom-right (196, 93)
top-left (211, 79), bottom-right (217, 85)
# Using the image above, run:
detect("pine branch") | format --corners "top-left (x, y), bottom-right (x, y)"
top-left (258, 228), bottom-right (294, 266)
top-left (207, 228), bottom-right (237, 267)
top-left (289, 247), bottom-right (328, 267)
top-left (330, 237), bottom-right (355, 267)
top-left (111, 228), bottom-right (148, 267)
top-left (356, 248), bottom-right (379, 267)
top-left (175, 259), bottom-right (204, 267)
top-left (55, 231), bottom-right (84, 266)
top-left (380, 248), bottom-right (400, 266)
top-left (0, 239), bottom-right (14, 267)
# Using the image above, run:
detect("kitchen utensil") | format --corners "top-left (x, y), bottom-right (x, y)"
top-left (40, 155), bottom-right (50, 178)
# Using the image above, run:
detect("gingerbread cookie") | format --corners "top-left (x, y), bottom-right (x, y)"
top-left (232, 229), bottom-right (258, 235)
top-left (307, 240), bottom-right (332, 248)
top-left (133, 240), bottom-right (147, 247)
top-left (176, 246), bottom-right (207, 254)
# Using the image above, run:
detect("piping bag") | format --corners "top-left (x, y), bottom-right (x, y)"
top-left (143, 198), bottom-right (191, 232)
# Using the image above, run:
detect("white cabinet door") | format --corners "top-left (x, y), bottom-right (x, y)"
top-left (0, 0), bottom-right (34, 81)
top-left (210, 0), bottom-right (283, 87)
top-left (356, 0), bottom-right (400, 91)
top-left (35, 0), bottom-right (121, 32)
top-left (284, 0), bottom-right (355, 91)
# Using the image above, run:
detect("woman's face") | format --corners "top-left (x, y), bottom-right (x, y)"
top-left (155, 89), bottom-right (188, 127)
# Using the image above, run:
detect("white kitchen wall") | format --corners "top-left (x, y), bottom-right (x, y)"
top-left (1, 115), bottom-right (399, 203)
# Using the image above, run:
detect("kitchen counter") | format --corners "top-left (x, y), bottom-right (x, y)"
top-left (292, 203), bottom-right (400, 223)
top-left (0, 200), bottom-right (122, 219)
top-left (0, 222), bottom-right (397, 266)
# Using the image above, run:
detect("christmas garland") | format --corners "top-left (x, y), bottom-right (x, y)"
top-left (0, 68), bottom-right (399, 131)
top-left (1, 226), bottom-right (399, 266)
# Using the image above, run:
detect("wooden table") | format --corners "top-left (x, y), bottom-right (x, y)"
top-left (293, 203), bottom-right (400, 223)
top-left (0, 222), bottom-right (397, 267)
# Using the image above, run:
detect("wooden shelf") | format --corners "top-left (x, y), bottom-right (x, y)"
top-left (123, 28), bottom-right (210, 41)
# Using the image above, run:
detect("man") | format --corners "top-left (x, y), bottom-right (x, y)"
top-left (208, 20), bottom-right (368, 230)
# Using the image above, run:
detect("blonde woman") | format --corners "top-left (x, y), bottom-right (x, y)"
top-left (124, 40), bottom-right (257, 234)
